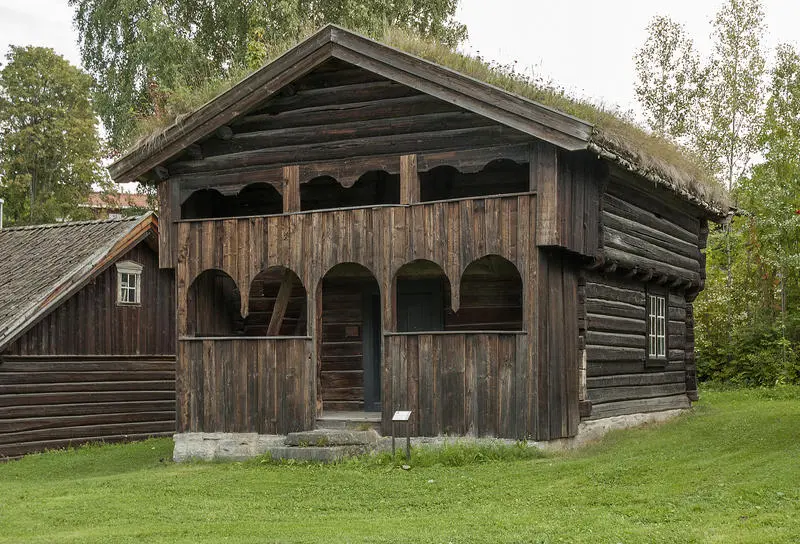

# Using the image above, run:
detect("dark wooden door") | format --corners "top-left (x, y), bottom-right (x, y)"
top-left (362, 292), bottom-right (382, 412)
top-left (397, 279), bottom-right (445, 332)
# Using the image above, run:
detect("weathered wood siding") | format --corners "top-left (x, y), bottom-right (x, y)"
top-left (601, 169), bottom-right (704, 286)
top-left (0, 240), bottom-right (176, 459)
top-left (173, 193), bottom-right (586, 439)
top-left (176, 338), bottom-right (313, 434)
top-left (177, 194), bottom-right (536, 335)
top-left (0, 355), bottom-right (175, 459)
top-left (319, 279), bottom-right (371, 412)
top-left (5, 243), bottom-right (175, 356)
top-left (583, 271), bottom-right (691, 419)
top-left (537, 251), bottom-right (581, 438)
top-left (536, 145), bottom-right (602, 257)
top-left (383, 333), bottom-right (527, 438)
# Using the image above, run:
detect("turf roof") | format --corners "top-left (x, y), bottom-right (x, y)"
top-left (125, 25), bottom-right (729, 215)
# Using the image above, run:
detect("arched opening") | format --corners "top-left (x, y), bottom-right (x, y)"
top-left (300, 171), bottom-right (400, 211)
top-left (186, 269), bottom-right (243, 336)
top-left (235, 183), bottom-right (283, 216)
top-left (181, 183), bottom-right (283, 220)
top-left (394, 259), bottom-right (452, 332)
top-left (319, 263), bottom-right (381, 413)
top-left (246, 266), bottom-right (307, 336)
top-left (453, 255), bottom-right (523, 331)
top-left (181, 189), bottom-right (228, 220)
top-left (420, 159), bottom-right (530, 202)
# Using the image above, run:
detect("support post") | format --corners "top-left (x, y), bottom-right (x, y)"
top-left (400, 154), bottom-right (419, 205)
top-left (283, 165), bottom-right (300, 212)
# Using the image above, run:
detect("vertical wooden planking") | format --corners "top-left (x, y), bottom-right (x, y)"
top-left (464, 334), bottom-right (476, 435)
top-left (497, 334), bottom-right (514, 438)
top-left (417, 334), bottom-right (433, 436)
top-left (563, 268), bottom-right (580, 436)
top-left (283, 165), bottom-right (301, 212)
top-left (406, 335), bottom-right (420, 435)
top-left (533, 141), bottom-right (559, 247)
top-left (474, 334), bottom-right (491, 436)
top-left (400, 154), bottom-right (419, 204)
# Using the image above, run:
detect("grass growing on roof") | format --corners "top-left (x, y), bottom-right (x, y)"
top-left (128, 24), bottom-right (727, 209)
top-left (2, 387), bottom-right (799, 543)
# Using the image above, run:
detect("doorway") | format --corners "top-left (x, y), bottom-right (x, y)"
top-left (318, 264), bottom-right (381, 413)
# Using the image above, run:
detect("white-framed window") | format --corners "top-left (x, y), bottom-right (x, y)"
top-left (116, 260), bottom-right (143, 305)
top-left (648, 293), bottom-right (666, 359)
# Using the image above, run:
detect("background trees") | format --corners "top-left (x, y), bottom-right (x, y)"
top-left (69, 0), bottom-right (466, 152)
top-left (0, 46), bottom-right (105, 226)
top-left (635, 0), bottom-right (800, 385)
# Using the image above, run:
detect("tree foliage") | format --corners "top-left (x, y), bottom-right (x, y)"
top-left (699, 0), bottom-right (767, 189)
top-left (635, 1), bottom-right (800, 385)
top-left (70, 0), bottom-right (467, 151)
top-left (695, 42), bottom-right (800, 386)
top-left (634, 16), bottom-right (700, 140)
top-left (0, 46), bottom-right (105, 226)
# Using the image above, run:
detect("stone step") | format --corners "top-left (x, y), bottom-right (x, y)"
top-left (316, 411), bottom-right (382, 432)
top-left (266, 445), bottom-right (370, 463)
top-left (285, 429), bottom-right (380, 447)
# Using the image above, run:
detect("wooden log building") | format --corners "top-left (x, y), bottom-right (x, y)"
top-left (108, 26), bottom-right (725, 445)
top-left (0, 214), bottom-right (175, 459)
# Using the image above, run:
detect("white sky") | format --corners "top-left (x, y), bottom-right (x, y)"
top-left (0, 0), bottom-right (799, 122)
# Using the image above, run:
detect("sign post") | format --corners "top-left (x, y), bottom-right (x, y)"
top-left (392, 410), bottom-right (412, 462)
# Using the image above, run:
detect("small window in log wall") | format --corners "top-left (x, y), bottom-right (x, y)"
top-left (245, 267), bottom-right (307, 336)
top-left (186, 269), bottom-right (243, 336)
top-left (451, 255), bottom-right (523, 331)
top-left (647, 288), bottom-right (667, 362)
top-left (300, 171), bottom-right (400, 212)
top-left (395, 260), bottom-right (451, 333)
top-left (419, 160), bottom-right (529, 202)
top-left (116, 260), bottom-right (143, 305)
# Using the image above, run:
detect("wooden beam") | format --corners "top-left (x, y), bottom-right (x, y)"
top-left (533, 140), bottom-right (560, 246)
top-left (267, 270), bottom-right (295, 336)
top-left (168, 125), bottom-right (530, 176)
top-left (203, 111), bottom-right (491, 158)
top-left (283, 165), bottom-right (300, 212)
top-left (186, 144), bottom-right (203, 160)
top-left (153, 166), bottom-right (170, 181)
top-left (216, 125), bottom-right (234, 140)
top-left (400, 154), bottom-right (419, 204)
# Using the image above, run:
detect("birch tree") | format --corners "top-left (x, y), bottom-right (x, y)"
top-left (634, 15), bottom-right (701, 141)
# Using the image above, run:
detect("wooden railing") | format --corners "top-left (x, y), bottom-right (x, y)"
top-left (176, 193), bottom-right (538, 334)
top-left (177, 337), bottom-right (313, 435)
top-left (382, 332), bottom-right (529, 438)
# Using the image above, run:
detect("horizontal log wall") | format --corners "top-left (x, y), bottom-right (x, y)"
top-left (602, 169), bottom-right (703, 285)
top-left (383, 333), bottom-right (527, 438)
top-left (5, 243), bottom-right (175, 356)
top-left (0, 356), bottom-right (175, 459)
top-left (583, 271), bottom-right (690, 419)
top-left (176, 338), bottom-right (314, 434)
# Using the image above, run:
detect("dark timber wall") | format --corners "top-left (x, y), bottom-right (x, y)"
top-left (5, 244), bottom-right (175, 355)
top-left (582, 272), bottom-right (690, 419)
top-left (155, 54), bottom-right (715, 442)
top-left (581, 171), bottom-right (709, 420)
top-left (0, 241), bottom-right (176, 459)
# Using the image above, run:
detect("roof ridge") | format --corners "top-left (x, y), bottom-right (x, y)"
top-left (0, 214), bottom-right (146, 232)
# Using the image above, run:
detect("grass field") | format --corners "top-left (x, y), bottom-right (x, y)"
top-left (1, 387), bottom-right (798, 543)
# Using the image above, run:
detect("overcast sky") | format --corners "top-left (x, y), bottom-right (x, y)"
top-left (1, 0), bottom-right (799, 114)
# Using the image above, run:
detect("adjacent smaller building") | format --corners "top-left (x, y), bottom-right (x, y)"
top-left (0, 213), bottom-right (176, 459)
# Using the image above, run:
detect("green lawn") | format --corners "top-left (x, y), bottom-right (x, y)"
top-left (1, 388), bottom-right (799, 543)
